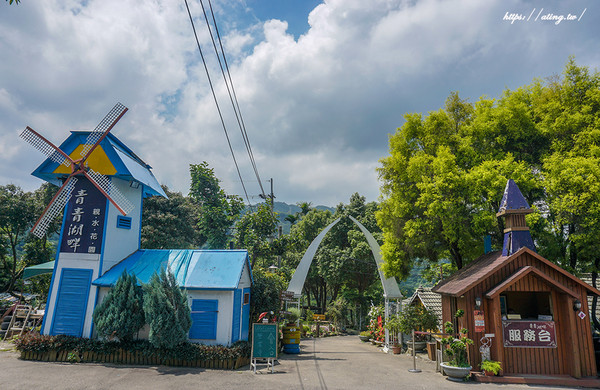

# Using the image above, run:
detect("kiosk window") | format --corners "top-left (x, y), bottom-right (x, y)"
top-left (501, 292), bottom-right (553, 320)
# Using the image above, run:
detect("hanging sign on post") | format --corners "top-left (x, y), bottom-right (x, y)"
top-left (280, 291), bottom-right (295, 301)
top-left (474, 310), bottom-right (485, 333)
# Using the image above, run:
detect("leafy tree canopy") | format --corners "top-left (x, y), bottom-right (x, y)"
top-left (378, 57), bottom-right (600, 280)
top-left (189, 162), bottom-right (244, 249)
top-left (141, 185), bottom-right (198, 249)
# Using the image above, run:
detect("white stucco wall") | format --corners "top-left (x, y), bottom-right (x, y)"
top-left (238, 262), bottom-right (252, 289)
top-left (187, 290), bottom-right (233, 346)
top-left (100, 178), bottom-right (142, 275)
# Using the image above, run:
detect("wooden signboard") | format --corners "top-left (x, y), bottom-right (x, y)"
top-left (313, 314), bottom-right (326, 321)
top-left (280, 290), bottom-right (295, 301)
top-left (474, 310), bottom-right (485, 333)
top-left (502, 320), bottom-right (557, 348)
top-left (250, 323), bottom-right (278, 373)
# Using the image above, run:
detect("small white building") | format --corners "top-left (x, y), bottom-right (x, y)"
top-left (93, 249), bottom-right (252, 346)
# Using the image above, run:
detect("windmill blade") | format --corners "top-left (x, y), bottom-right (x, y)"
top-left (31, 176), bottom-right (78, 238)
top-left (84, 168), bottom-right (134, 216)
top-left (20, 127), bottom-right (72, 168)
top-left (80, 102), bottom-right (128, 159)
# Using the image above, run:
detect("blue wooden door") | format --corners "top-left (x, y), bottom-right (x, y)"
top-left (241, 287), bottom-right (251, 340)
top-left (231, 289), bottom-right (242, 343)
top-left (50, 268), bottom-right (92, 336)
top-left (189, 299), bottom-right (218, 340)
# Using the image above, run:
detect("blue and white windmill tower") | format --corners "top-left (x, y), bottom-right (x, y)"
top-left (20, 103), bottom-right (166, 338)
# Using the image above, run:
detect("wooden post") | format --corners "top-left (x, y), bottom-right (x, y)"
top-left (491, 296), bottom-right (504, 366)
top-left (566, 296), bottom-right (582, 378)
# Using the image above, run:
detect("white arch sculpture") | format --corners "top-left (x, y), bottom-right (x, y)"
top-left (286, 215), bottom-right (402, 351)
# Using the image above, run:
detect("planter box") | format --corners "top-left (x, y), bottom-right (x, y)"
top-left (426, 342), bottom-right (436, 361)
top-left (20, 350), bottom-right (250, 370)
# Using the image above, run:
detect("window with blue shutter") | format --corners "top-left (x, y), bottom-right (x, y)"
top-left (189, 299), bottom-right (218, 340)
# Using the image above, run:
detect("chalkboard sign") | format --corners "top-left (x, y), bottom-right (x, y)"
top-left (251, 323), bottom-right (278, 359)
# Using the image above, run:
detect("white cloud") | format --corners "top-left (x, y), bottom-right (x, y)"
top-left (1, 0), bottom-right (598, 206)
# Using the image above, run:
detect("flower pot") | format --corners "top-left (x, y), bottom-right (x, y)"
top-left (440, 363), bottom-right (472, 382)
top-left (408, 341), bottom-right (427, 352)
top-left (359, 335), bottom-right (369, 342)
top-left (484, 369), bottom-right (495, 376)
top-left (391, 346), bottom-right (402, 354)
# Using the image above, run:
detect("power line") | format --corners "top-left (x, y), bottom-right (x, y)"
top-left (183, 0), bottom-right (252, 208)
top-left (203, 0), bottom-right (267, 200)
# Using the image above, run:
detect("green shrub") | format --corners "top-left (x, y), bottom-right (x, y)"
top-left (441, 311), bottom-right (473, 368)
top-left (286, 307), bottom-right (301, 323)
top-left (14, 333), bottom-right (250, 361)
top-left (249, 268), bottom-right (286, 323)
top-left (397, 305), bottom-right (439, 341)
top-left (143, 267), bottom-right (191, 349)
top-left (480, 360), bottom-right (502, 375)
top-left (93, 270), bottom-right (145, 341)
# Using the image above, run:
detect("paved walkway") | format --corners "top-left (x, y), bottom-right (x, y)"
top-left (0, 336), bottom-right (564, 389)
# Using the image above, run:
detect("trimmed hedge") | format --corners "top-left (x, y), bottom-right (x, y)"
top-left (15, 334), bottom-right (250, 369)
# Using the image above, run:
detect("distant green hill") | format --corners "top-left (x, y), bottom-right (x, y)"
top-left (245, 201), bottom-right (335, 234)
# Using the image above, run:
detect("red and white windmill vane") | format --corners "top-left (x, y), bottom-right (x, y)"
top-left (20, 103), bottom-right (134, 238)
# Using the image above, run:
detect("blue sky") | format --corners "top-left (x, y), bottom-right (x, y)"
top-left (0, 0), bottom-right (599, 207)
top-left (245, 0), bottom-right (322, 38)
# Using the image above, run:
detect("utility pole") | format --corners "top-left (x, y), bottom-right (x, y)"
top-left (259, 178), bottom-right (275, 211)
top-left (268, 178), bottom-right (274, 213)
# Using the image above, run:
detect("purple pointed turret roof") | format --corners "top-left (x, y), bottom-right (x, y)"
top-left (498, 179), bottom-right (530, 214)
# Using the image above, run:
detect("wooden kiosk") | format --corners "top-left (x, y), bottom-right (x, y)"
top-left (433, 180), bottom-right (600, 386)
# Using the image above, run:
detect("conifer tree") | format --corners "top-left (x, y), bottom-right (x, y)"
top-left (143, 267), bottom-right (191, 348)
top-left (92, 270), bottom-right (145, 341)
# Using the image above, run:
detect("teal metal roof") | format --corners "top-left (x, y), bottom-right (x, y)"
top-left (32, 131), bottom-right (166, 198)
top-left (23, 261), bottom-right (55, 280)
top-left (92, 249), bottom-right (251, 289)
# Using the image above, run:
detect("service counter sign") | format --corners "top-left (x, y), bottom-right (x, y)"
top-left (502, 320), bottom-right (557, 348)
top-left (60, 177), bottom-right (106, 254)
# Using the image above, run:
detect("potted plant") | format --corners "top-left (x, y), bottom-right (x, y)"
top-left (480, 360), bottom-right (502, 376)
top-left (286, 307), bottom-right (301, 325)
top-left (359, 330), bottom-right (371, 342)
top-left (384, 315), bottom-right (403, 354)
top-left (439, 311), bottom-right (474, 381)
top-left (398, 305), bottom-right (438, 352)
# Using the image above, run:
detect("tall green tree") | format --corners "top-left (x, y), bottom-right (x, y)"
top-left (189, 162), bottom-right (244, 249)
top-left (142, 267), bottom-right (191, 348)
top-left (249, 267), bottom-right (287, 323)
top-left (141, 185), bottom-right (198, 249)
top-left (0, 185), bottom-right (36, 293)
top-left (377, 58), bottom-right (600, 285)
top-left (93, 271), bottom-right (145, 341)
top-left (233, 202), bottom-right (278, 268)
